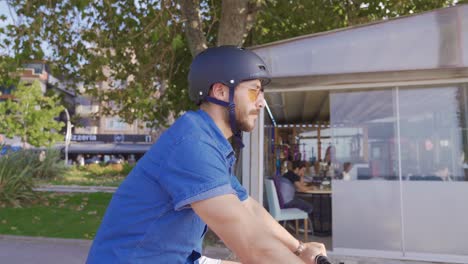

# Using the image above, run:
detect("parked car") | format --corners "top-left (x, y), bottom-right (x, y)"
top-left (0, 145), bottom-right (22, 156)
top-left (85, 156), bottom-right (101, 165)
top-left (106, 156), bottom-right (124, 165)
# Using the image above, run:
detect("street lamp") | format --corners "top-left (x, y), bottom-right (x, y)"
top-left (64, 108), bottom-right (73, 165)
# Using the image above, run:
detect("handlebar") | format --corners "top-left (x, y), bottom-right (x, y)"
top-left (315, 255), bottom-right (333, 264)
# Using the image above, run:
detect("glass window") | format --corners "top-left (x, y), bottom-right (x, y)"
top-left (105, 117), bottom-right (128, 130)
top-left (399, 86), bottom-right (467, 181)
top-left (399, 84), bottom-right (468, 256)
top-left (331, 89), bottom-right (398, 181)
top-left (330, 88), bottom-right (403, 252)
top-left (23, 63), bottom-right (44, 74)
top-left (329, 84), bottom-right (468, 256)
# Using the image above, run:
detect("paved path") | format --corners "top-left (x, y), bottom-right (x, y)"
top-left (33, 185), bottom-right (117, 193)
top-left (0, 235), bottom-right (92, 264)
top-left (0, 235), bottom-right (450, 264)
top-left (0, 235), bottom-right (233, 264)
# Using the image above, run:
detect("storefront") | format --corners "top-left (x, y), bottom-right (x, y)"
top-left (64, 133), bottom-right (153, 164)
top-left (242, 5), bottom-right (468, 263)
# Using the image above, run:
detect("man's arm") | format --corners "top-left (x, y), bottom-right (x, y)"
top-left (242, 197), bottom-right (326, 264)
top-left (192, 194), bottom-right (304, 264)
top-left (294, 181), bottom-right (314, 192)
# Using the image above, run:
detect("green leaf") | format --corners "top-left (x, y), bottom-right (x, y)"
top-left (171, 34), bottom-right (184, 50)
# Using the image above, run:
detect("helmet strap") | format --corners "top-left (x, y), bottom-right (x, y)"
top-left (206, 96), bottom-right (229, 107)
top-left (205, 85), bottom-right (244, 149)
top-left (227, 86), bottom-right (244, 149)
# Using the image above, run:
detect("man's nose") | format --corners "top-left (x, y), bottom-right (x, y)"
top-left (256, 93), bottom-right (265, 108)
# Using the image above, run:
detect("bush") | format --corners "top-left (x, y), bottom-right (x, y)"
top-left (32, 149), bottom-right (68, 179)
top-left (80, 163), bottom-right (122, 177)
top-left (0, 151), bottom-right (38, 206)
top-left (3, 149), bottom-right (68, 180)
top-left (121, 163), bottom-right (135, 175)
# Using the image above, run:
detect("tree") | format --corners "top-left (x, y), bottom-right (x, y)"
top-left (0, 80), bottom-right (64, 148)
top-left (0, 0), bottom-right (457, 128)
top-left (248, 0), bottom-right (458, 46)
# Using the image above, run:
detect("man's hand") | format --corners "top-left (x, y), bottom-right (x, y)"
top-left (298, 242), bottom-right (327, 264)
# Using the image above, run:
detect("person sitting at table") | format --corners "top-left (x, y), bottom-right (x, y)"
top-left (283, 160), bottom-right (316, 193)
top-left (341, 162), bottom-right (353, 181)
top-left (279, 161), bottom-right (314, 212)
top-left (420, 164), bottom-right (450, 181)
top-left (278, 160), bottom-right (314, 233)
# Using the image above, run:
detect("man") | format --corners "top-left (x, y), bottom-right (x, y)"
top-left (341, 162), bottom-right (353, 181)
top-left (86, 46), bottom-right (327, 264)
top-left (281, 160), bottom-right (314, 215)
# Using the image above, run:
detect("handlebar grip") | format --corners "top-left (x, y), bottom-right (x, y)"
top-left (315, 255), bottom-right (332, 264)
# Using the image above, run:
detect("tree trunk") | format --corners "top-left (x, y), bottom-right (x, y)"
top-left (179, 0), bottom-right (208, 56)
top-left (217, 0), bottom-right (262, 46)
top-left (179, 0), bottom-right (263, 57)
top-left (22, 135), bottom-right (27, 149)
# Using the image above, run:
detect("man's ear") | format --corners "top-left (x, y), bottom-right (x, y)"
top-left (210, 83), bottom-right (229, 101)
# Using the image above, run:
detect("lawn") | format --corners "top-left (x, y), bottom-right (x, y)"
top-left (34, 164), bottom-right (131, 187)
top-left (0, 191), bottom-right (223, 247)
top-left (0, 192), bottom-right (113, 239)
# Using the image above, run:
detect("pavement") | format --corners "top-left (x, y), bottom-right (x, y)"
top-left (0, 235), bottom-right (92, 264)
top-left (33, 185), bottom-right (117, 193)
top-left (1, 234), bottom-right (449, 264)
top-left (0, 235), bottom-right (233, 264)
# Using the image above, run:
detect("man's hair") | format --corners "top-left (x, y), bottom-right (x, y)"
top-left (292, 160), bottom-right (306, 170)
top-left (343, 162), bottom-right (352, 171)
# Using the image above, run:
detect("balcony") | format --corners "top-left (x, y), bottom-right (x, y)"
top-left (76, 105), bottom-right (99, 116)
top-left (74, 126), bottom-right (98, 134)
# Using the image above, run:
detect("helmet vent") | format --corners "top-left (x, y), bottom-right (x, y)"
top-left (258, 65), bottom-right (266, 70)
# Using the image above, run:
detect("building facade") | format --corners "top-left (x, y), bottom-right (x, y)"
top-left (243, 5), bottom-right (468, 263)
top-left (1, 60), bottom-right (154, 156)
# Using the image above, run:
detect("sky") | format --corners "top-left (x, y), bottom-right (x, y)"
top-left (0, 0), bottom-right (15, 27)
top-left (0, 1), bottom-right (52, 57)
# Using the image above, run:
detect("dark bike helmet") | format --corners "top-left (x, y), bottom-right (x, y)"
top-left (188, 46), bottom-right (271, 148)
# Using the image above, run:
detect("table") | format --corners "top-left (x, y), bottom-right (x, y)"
top-left (297, 189), bottom-right (332, 237)
top-left (300, 189), bottom-right (332, 195)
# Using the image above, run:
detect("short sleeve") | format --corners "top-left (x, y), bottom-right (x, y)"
top-left (285, 172), bottom-right (300, 183)
top-left (160, 137), bottom-right (237, 210)
top-left (230, 174), bottom-right (248, 201)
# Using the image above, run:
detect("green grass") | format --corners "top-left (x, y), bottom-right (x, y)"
top-left (0, 192), bottom-right (113, 239)
top-left (34, 166), bottom-right (126, 187)
top-left (0, 191), bottom-right (226, 249)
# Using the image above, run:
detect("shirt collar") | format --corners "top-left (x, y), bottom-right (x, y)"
top-left (197, 109), bottom-right (234, 158)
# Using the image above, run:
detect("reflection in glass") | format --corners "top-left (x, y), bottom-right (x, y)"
top-left (330, 89), bottom-right (397, 181)
top-left (330, 88), bottom-right (402, 252)
top-left (330, 85), bottom-right (468, 182)
top-left (399, 86), bottom-right (466, 181)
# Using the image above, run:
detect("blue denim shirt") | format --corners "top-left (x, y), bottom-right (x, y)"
top-left (86, 110), bottom-right (248, 264)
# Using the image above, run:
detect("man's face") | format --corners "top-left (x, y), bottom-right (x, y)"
top-left (299, 167), bottom-right (306, 177)
top-left (233, 79), bottom-right (265, 132)
top-left (294, 167), bottom-right (306, 177)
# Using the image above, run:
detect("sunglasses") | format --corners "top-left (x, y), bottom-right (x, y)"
top-left (246, 87), bottom-right (264, 102)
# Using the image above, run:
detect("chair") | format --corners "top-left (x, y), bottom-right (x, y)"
top-left (264, 179), bottom-right (309, 241)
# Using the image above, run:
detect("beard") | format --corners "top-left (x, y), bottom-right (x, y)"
top-left (237, 118), bottom-right (254, 132)
top-left (236, 108), bottom-right (259, 132)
